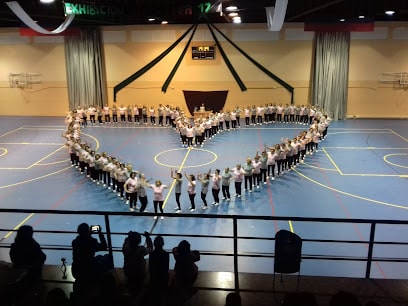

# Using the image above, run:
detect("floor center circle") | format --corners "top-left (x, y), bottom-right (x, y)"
top-left (154, 148), bottom-right (217, 169)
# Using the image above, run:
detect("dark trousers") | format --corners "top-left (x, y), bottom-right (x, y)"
top-left (244, 176), bottom-right (253, 191)
top-left (153, 200), bottom-right (164, 214)
top-left (201, 192), bottom-right (208, 206)
top-left (212, 188), bottom-right (220, 203)
top-left (127, 192), bottom-right (138, 208)
top-left (189, 193), bottom-right (196, 209)
top-left (222, 185), bottom-right (230, 199)
top-left (139, 196), bottom-right (148, 212)
top-left (235, 181), bottom-right (242, 196)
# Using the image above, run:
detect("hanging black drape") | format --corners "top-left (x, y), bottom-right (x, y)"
top-left (183, 90), bottom-right (228, 115)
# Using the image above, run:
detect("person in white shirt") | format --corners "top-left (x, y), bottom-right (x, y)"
top-left (197, 171), bottom-right (210, 209)
top-left (149, 106), bottom-right (156, 125)
top-left (221, 167), bottom-right (233, 201)
top-left (185, 124), bottom-right (195, 148)
top-left (149, 180), bottom-right (168, 219)
top-left (185, 173), bottom-right (197, 211)
top-left (125, 172), bottom-right (138, 211)
top-left (210, 169), bottom-right (221, 205)
top-left (232, 164), bottom-right (245, 197)
top-left (119, 105), bottom-right (127, 122)
top-left (267, 147), bottom-right (278, 180)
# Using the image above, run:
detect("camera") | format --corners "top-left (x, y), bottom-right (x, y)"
top-left (90, 225), bottom-right (101, 233)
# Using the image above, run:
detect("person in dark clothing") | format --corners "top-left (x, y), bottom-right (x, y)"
top-left (122, 231), bottom-right (153, 293)
top-left (9, 225), bottom-right (47, 306)
top-left (225, 292), bottom-right (242, 306)
top-left (149, 236), bottom-right (169, 288)
top-left (71, 223), bottom-right (109, 282)
top-left (10, 225), bottom-right (46, 282)
top-left (172, 240), bottom-right (200, 290)
top-left (148, 235), bottom-right (169, 305)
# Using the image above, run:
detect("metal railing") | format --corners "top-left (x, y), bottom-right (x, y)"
top-left (1, 208), bottom-right (408, 291)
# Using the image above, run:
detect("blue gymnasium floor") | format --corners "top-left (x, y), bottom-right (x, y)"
top-left (0, 116), bottom-right (407, 280)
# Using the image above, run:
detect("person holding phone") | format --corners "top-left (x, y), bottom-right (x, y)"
top-left (71, 223), bottom-right (111, 283)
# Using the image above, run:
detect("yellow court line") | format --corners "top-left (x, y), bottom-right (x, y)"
top-left (322, 147), bottom-right (343, 175)
top-left (293, 168), bottom-right (408, 210)
top-left (37, 159), bottom-right (70, 166)
top-left (341, 173), bottom-right (408, 177)
top-left (28, 145), bottom-right (66, 169)
top-left (323, 147), bottom-right (408, 150)
top-left (1, 213), bottom-right (35, 241)
top-left (0, 126), bottom-right (23, 138)
top-left (303, 162), bottom-right (338, 172)
top-left (330, 131), bottom-right (390, 133)
top-left (383, 153), bottom-right (408, 169)
top-left (0, 148), bottom-right (8, 157)
top-left (0, 166), bottom-right (71, 189)
top-left (390, 130), bottom-right (408, 144)
top-left (81, 132), bottom-right (100, 151)
top-left (21, 127), bottom-right (64, 130)
top-left (154, 148), bottom-right (217, 169)
top-left (162, 147), bottom-right (193, 208)
top-left (288, 220), bottom-right (294, 233)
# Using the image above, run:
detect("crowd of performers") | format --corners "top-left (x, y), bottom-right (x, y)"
top-left (71, 103), bottom-right (322, 129)
top-left (63, 103), bottom-right (331, 219)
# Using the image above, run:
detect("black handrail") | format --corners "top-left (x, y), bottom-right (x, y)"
top-left (1, 208), bottom-right (407, 291)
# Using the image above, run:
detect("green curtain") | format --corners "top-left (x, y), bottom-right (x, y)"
top-left (312, 32), bottom-right (350, 120)
top-left (64, 28), bottom-right (107, 110)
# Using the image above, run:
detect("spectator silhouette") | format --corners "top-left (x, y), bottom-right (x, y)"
top-left (330, 290), bottom-right (362, 306)
top-left (122, 231), bottom-right (153, 293)
top-left (172, 240), bottom-right (200, 291)
top-left (282, 292), bottom-right (317, 306)
top-left (10, 225), bottom-right (46, 283)
top-left (71, 223), bottom-right (110, 283)
top-left (9, 225), bottom-right (47, 306)
top-left (45, 287), bottom-right (70, 306)
top-left (148, 235), bottom-right (169, 305)
top-left (225, 292), bottom-right (242, 306)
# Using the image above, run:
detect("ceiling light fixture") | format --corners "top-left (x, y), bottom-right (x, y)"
top-left (148, 18), bottom-right (156, 22)
top-left (339, 18), bottom-right (345, 22)
top-left (232, 16), bottom-right (241, 23)
top-left (385, 10), bottom-right (395, 16)
top-left (161, 20), bottom-right (168, 24)
top-left (40, 0), bottom-right (55, 3)
top-left (358, 15), bottom-right (365, 19)
top-left (228, 12), bottom-right (238, 17)
top-left (225, 5), bottom-right (238, 11)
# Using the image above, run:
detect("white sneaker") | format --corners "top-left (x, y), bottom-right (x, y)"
top-left (153, 216), bottom-right (158, 220)
top-left (226, 198), bottom-right (231, 201)
top-left (189, 208), bottom-right (196, 212)
top-left (202, 206), bottom-right (208, 209)
top-left (176, 209), bottom-right (182, 213)
top-left (125, 200), bottom-right (129, 205)
top-left (160, 216), bottom-right (164, 220)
